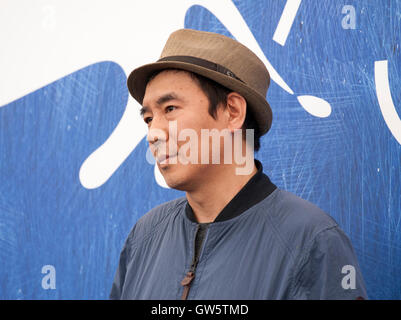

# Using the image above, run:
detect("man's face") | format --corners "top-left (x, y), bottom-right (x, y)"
top-left (141, 70), bottom-right (229, 191)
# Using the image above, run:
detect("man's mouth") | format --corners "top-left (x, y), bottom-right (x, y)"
top-left (157, 153), bottom-right (177, 164)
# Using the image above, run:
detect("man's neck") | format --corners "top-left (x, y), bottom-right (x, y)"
top-left (185, 161), bottom-right (258, 223)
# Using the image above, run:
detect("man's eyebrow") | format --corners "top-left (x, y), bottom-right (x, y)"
top-left (140, 92), bottom-right (183, 117)
top-left (139, 106), bottom-right (149, 117)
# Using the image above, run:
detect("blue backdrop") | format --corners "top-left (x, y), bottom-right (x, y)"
top-left (0, 0), bottom-right (400, 299)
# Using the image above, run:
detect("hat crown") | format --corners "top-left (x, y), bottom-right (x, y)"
top-left (160, 29), bottom-right (270, 97)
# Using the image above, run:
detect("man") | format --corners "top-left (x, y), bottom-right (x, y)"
top-left (110, 28), bottom-right (368, 299)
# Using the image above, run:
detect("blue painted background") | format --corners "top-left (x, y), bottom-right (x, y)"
top-left (0, 0), bottom-right (400, 299)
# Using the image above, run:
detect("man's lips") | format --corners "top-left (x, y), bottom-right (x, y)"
top-left (156, 153), bottom-right (177, 164)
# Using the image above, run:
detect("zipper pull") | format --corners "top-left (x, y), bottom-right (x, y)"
top-left (180, 271), bottom-right (195, 300)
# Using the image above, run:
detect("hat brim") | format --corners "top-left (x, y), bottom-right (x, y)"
top-left (127, 60), bottom-right (272, 135)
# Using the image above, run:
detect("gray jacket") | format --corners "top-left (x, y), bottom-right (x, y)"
top-left (110, 183), bottom-right (368, 299)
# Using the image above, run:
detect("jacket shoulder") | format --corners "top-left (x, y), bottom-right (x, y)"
top-left (126, 196), bottom-right (187, 246)
top-left (262, 188), bottom-right (339, 254)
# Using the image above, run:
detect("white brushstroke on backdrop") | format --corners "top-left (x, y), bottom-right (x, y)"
top-left (375, 60), bottom-right (401, 145)
top-left (273, 0), bottom-right (302, 46)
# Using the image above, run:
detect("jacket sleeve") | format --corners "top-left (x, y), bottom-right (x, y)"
top-left (109, 233), bottom-right (132, 300)
top-left (291, 226), bottom-right (368, 300)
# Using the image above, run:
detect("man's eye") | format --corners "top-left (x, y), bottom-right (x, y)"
top-left (165, 105), bottom-right (176, 113)
top-left (144, 117), bottom-right (152, 124)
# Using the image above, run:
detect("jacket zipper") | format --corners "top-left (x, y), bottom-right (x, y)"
top-left (180, 223), bottom-right (209, 300)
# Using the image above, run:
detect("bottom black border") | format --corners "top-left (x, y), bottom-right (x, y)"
top-left (0, 299), bottom-right (395, 318)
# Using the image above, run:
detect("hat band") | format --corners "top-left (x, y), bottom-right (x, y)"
top-left (157, 55), bottom-right (244, 83)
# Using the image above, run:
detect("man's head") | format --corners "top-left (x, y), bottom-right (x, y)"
top-left (128, 28), bottom-right (272, 189)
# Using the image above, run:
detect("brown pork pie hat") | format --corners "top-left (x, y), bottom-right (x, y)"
top-left (127, 28), bottom-right (272, 135)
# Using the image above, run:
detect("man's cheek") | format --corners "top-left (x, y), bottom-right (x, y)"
top-left (177, 128), bottom-right (200, 165)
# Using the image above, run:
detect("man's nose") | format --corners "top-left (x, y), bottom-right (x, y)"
top-left (146, 116), bottom-right (168, 145)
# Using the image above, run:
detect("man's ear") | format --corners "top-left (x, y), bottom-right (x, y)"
top-left (226, 92), bottom-right (247, 132)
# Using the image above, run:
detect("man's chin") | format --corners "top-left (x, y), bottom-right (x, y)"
top-left (157, 163), bottom-right (193, 191)
top-left (162, 176), bottom-right (187, 191)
